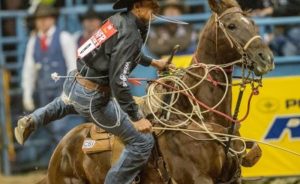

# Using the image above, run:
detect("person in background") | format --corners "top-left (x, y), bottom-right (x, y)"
top-left (21, 4), bottom-right (84, 141)
top-left (74, 7), bottom-right (102, 48)
top-left (247, 0), bottom-right (300, 56)
top-left (147, 0), bottom-right (197, 57)
top-left (237, 0), bottom-right (272, 15)
top-left (248, 0), bottom-right (300, 17)
top-left (22, 4), bottom-right (76, 111)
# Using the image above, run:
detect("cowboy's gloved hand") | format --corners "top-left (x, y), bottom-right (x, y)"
top-left (23, 95), bottom-right (35, 111)
top-left (151, 58), bottom-right (176, 71)
top-left (133, 118), bottom-right (153, 133)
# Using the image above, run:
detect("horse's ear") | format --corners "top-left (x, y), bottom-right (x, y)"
top-left (208, 0), bottom-right (240, 14)
top-left (208, 0), bottom-right (224, 14)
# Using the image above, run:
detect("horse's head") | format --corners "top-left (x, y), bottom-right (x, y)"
top-left (208, 0), bottom-right (274, 76)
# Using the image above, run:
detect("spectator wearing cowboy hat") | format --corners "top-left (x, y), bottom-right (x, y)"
top-left (21, 4), bottom-right (82, 140)
top-left (148, 0), bottom-right (197, 57)
top-left (22, 4), bottom-right (76, 111)
top-left (15, 0), bottom-right (172, 183)
top-left (74, 7), bottom-right (102, 48)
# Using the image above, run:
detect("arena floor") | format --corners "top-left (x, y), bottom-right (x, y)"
top-left (1, 171), bottom-right (299, 184)
top-left (0, 171), bottom-right (45, 184)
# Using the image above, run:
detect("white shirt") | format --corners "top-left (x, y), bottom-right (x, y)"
top-left (22, 26), bottom-right (77, 100)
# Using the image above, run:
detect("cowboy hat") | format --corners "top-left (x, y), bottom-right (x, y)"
top-left (33, 4), bottom-right (59, 18)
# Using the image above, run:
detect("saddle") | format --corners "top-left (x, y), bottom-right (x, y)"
top-left (82, 124), bottom-right (172, 184)
top-left (82, 125), bottom-right (124, 165)
top-left (82, 96), bottom-right (147, 164)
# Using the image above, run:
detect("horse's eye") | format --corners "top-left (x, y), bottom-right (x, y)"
top-left (227, 24), bottom-right (236, 30)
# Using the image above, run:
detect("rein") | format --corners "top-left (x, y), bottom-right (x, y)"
top-left (213, 6), bottom-right (263, 156)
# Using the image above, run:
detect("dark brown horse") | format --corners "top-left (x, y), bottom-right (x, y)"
top-left (39, 0), bottom-right (274, 183)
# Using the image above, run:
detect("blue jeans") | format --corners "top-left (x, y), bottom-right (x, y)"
top-left (31, 71), bottom-right (154, 184)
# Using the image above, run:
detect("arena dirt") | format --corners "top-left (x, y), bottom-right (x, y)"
top-left (0, 171), bottom-right (45, 184)
top-left (0, 172), bottom-right (299, 184)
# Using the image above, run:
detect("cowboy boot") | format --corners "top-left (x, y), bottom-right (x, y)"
top-left (14, 116), bottom-right (35, 145)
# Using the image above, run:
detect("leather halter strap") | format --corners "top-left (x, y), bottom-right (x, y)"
top-left (215, 7), bottom-right (262, 52)
top-left (218, 7), bottom-right (243, 20)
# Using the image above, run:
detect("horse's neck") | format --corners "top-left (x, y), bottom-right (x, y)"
top-left (181, 17), bottom-right (241, 127)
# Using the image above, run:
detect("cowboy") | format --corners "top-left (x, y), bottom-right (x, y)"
top-left (74, 7), bottom-right (102, 48)
top-left (15, 0), bottom-right (171, 183)
top-left (22, 4), bottom-right (77, 111)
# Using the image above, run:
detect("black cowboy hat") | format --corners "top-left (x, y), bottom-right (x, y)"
top-left (113, 0), bottom-right (136, 10)
top-left (79, 7), bottom-right (100, 21)
top-left (32, 4), bottom-right (59, 18)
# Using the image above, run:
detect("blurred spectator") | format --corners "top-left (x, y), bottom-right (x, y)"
top-left (238, 0), bottom-right (300, 17)
top-left (1, 0), bottom-right (30, 60)
top-left (148, 0), bottom-right (197, 57)
top-left (237, 0), bottom-right (300, 56)
top-left (22, 4), bottom-right (76, 111)
top-left (2, 0), bottom-right (29, 10)
top-left (15, 3), bottom-right (81, 169)
top-left (252, 0), bottom-right (300, 17)
top-left (237, 0), bottom-right (272, 13)
top-left (255, 0), bottom-right (300, 56)
top-left (74, 7), bottom-right (102, 48)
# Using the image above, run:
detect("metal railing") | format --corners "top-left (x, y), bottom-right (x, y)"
top-left (0, 51), bottom-right (11, 175)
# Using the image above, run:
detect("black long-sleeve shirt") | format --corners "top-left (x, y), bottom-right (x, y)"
top-left (77, 12), bottom-right (152, 122)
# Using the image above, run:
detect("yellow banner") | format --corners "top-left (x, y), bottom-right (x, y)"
top-left (169, 55), bottom-right (193, 68)
top-left (172, 55), bottom-right (300, 177)
top-left (236, 76), bottom-right (300, 177)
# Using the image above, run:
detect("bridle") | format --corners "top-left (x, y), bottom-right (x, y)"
top-left (193, 7), bottom-right (263, 77)
top-left (215, 7), bottom-right (262, 59)
top-left (213, 7), bottom-right (263, 184)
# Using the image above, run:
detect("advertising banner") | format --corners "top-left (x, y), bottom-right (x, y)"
top-left (236, 77), bottom-right (300, 177)
top-left (172, 55), bottom-right (300, 177)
